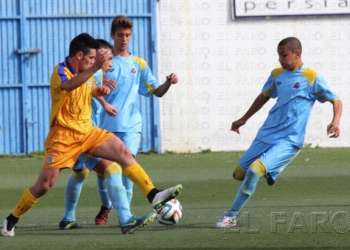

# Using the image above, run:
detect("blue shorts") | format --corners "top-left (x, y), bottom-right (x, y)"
top-left (73, 153), bottom-right (102, 171)
top-left (114, 132), bottom-right (141, 157)
top-left (238, 139), bottom-right (300, 180)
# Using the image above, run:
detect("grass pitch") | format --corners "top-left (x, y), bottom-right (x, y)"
top-left (0, 148), bottom-right (349, 249)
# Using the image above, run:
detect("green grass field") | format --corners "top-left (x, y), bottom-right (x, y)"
top-left (0, 148), bottom-right (349, 249)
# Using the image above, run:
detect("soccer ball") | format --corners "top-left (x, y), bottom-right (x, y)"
top-left (155, 199), bottom-right (182, 226)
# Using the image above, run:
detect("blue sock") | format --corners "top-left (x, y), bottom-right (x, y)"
top-left (122, 175), bottom-right (134, 205)
top-left (96, 175), bottom-right (112, 208)
top-left (107, 173), bottom-right (133, 225)
top-left (61, 171), bottom-right (88, 222)
top-left (228, 168), bottom-right (260, 218)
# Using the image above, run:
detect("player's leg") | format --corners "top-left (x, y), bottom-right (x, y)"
top-left (94, 157), bottom-right (114, 226)
top-left (260, 141), bottom-right (301, 185)
top-left (2, 167), bottom-right (60, 237)
top-left (59, 155), bottom-right (90, 230)
top-left (87, 128), bottom-right (182, 210)
top-left (94, 159), bottom-right (156, 234)
top-left (216, 140), bottom-right (271, 228)
top-left (2, 126), bottom-right (85, 237)
top-left (115, 132), bottom-right (141, 205)
top-left (95, 171), bottom-right (113, 226)
top-left (232, 140), bottom-right (271, 181)
top-left (95, 132), bottom-right (140, 224)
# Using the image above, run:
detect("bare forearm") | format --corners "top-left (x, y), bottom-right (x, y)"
top-left (331, 99), bottom-right (342, 125)
top-left (241, 94), bottom-right (270, 122)
top-left (153, 80), bottom-right (172, 97)
top-left (93, 94), bottom-right (107, 106)
top-left (61, 66), bottom-right (98, 92)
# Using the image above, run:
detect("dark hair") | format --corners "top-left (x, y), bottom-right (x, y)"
top-left (95, 39), bottom-right (113, 53)
top-left (111, 15), bottom-right (133, 35)
top-left (278, 37), bottom-right (302, 53)
top-left (69, 33), bottom-right (99, 57)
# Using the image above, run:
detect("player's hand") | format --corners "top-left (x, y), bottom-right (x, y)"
top-left (166, 73), bottom-right (178, 84)
top-left (103, 103), bottom-right (117, 117)
top-left (95, 85), bottom-right (110, 96)
top-left (327, 122), bottom-right (340, 138)
top-left (93, 48), bottom-right (108, 70)
top-left (231, 119), bottom-right (246, 134)
top-left (103, 78), bottom-right (116, 90)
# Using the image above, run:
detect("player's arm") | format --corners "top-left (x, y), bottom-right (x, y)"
top-left (61, 49), bottom-right (107, 92)
top-left (92, 86), bottom-right (117, 117)
top-left (153, 73), bottom-right (178, 97)
top-left (327, 99), bottom-right (342, 138)
top-left (231, 93), bottom-right (270, 134)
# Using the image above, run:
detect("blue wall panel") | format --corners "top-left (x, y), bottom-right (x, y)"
top-left (0, 0), bottom-right (159, 155)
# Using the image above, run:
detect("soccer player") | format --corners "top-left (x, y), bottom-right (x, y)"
top-left (1, 33), bottom-right (182, 237)
top-left (93, 15), bottom-right (179, 224)
top-left (215, 37), bottom-right (342, 228)
top-left (58, 39), bottom-right (155, 233)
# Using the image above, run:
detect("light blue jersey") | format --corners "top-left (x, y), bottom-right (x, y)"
top-left (100, 54), bottom-right (159, 132)
top-left (256, 64), bottom-right (338, 148)
top-left (91, 69), bottom-right (103, 126)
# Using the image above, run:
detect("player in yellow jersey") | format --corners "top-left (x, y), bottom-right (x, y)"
top-left (58, 39), bottom-right (155, 233)
top-left (1, 33), bottom-right (182, 237)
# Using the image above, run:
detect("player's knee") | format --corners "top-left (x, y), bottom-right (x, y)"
top-left (31, 183), bottom-right (51, 197)
top-left (104, 162), bottom-right (122, 178)
top-left (249, 159), bottom-right (267, 178)
top-left (233, 165), bottom-right (246, 181)
top-left (73, 168), bottom-right (90, 179)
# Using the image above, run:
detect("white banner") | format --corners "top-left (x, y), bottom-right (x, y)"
top-left (232, 0), bottom-right (350, 18)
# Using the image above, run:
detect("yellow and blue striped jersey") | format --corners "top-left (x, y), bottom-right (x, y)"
top-left (257, 64), bottom-right (338, 148)
top-left (49, 57), bottom-right (95, 133)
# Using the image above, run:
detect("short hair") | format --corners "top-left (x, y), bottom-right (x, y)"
top-left (95, 39), bottom-right (113, 53)
top-left (111, 15), bottom-right (133, 35)
top-left (69, 33), bottom-right (99, 57)
top-left (278, 37), bottom-right (302, 53)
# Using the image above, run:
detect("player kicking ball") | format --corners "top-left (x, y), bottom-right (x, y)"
top-left (216, 37), bottom-right (342, 228)
top-left (1, 33), bottom-right (182, 237)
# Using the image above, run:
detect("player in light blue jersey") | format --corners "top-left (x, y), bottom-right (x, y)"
top-left (93, 15), bottom-right (179, 222)
top-left (216, 37), bottom-right (342, 228)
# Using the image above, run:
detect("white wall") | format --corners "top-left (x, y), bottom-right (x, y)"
top-left (157, 0), bottom-right (350, 152)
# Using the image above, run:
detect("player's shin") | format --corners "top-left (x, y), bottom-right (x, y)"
top-left (12, 188), bottom-right (39, 219)
top-left (122, 174), bottom-right (134, 205)
top-left (104, 162), bottom-right (133, 224)
top-left (5, 188), bottom-right (39, 230)
top-left (123, 164), bottom-right (155, 196)
top-left (62, 169), bottom-right (89, 222)
top-left (96, 172), bottom-right (112, 208)
top-left (229, 160), bottom-right (267, 217)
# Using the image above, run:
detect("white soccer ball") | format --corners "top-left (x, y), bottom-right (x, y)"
top-left (155, 199), bottom-right (182, 226)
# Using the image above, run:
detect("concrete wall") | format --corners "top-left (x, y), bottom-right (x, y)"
top-left (157, 0), bottom-right (350, 152)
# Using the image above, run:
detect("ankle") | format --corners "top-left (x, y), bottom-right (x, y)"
top-left (146, 188), bottom-right (160, 203)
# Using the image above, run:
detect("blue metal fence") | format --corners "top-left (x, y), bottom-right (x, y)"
top-left (0, 0), bottom-right (160, 154)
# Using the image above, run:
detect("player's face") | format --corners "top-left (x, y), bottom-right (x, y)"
top-left (78, 49), bottom-right (96, 72)
top-left (111, 28), bottom-right (132, 52)
top-left (100, 48), bottom-right (113, 75)
top-left (277, 45), bottom-right (300, 71)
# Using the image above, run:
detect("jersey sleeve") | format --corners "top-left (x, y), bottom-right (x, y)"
top-left (51, 63), bottom-right (67, 92)
top-left (261, 73), bottom-right (277, 98)
top-left (137, 61), bottom-right (159, 96)
top-left (312, 74), bottom-right (338, 103)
